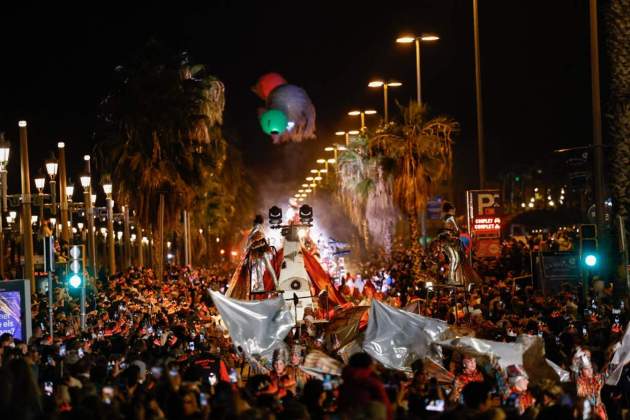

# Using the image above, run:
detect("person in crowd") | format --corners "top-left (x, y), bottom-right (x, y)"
top-left (268, 347), bottom-right (297, 398)
top-left (504, 364), bottom-right (535, 415)
top-left (451, 355), bottom-right (485, 403)
top-left (573, 347), bottom-right (608, 420)
top-left (337, 352), bottom-right (392, 420)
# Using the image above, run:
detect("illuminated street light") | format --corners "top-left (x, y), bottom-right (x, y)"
top-left (348, 109), bottom-right (377, 131)
top-left (368, 80), bottom-right (402, 123)
top-left (34, 171), bottom-right (45, 193)
top-left (395, 33), bottom-right (439, 104)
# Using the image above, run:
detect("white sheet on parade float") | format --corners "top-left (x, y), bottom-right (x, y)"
top-left (363, 299), bottom-right (450, 372)
top-left (210, 291), bottom-right (293, 361)
top-left (436, 336), bottom-right (524, 370)
top-left (438, 335), bottom-right (571, 382)
top-left (607, 321), bottom-right (630, 386)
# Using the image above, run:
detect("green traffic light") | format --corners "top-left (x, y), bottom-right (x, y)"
top-left (69, 274), bottom-right (82, 288)
top-left (584, 254), bottom-right (597, 267)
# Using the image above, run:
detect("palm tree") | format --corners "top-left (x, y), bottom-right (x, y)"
top-left (605, 1), bottom-right (630, 224)
top-left (337, 135), bottom-right (372, 245)
top-left (96, 44), bottom-right (226, 274)
top-left (370, 101), bottom-right (459, 274)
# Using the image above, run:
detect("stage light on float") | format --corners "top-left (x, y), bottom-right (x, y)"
top-left (425, 281), bottom-right (433, 291)
top-left (299, 204), bottom-right (313, 224)
top-left (269, 205), bottom-right (283, 225)
top-left (306, 176), bottom-right (314, 181)
top-left (302, 183), bottom-right (308, 188)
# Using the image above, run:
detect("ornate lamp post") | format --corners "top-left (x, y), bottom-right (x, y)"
top-left (0, 134), bottom-right (10, 278)
top-left (18, 121), bottom-right (35, 291)
top-left (45, 154), bottom-right (58, 221)
top-left (101, 175), bottom-right (115, 275)
top-left (79, 165), bottom-right (95, 275)
top-left (34, 170), bottom-right (45, 236)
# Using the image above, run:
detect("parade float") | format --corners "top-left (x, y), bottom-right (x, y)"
top-left (225, 199), bottom-right (345, 322)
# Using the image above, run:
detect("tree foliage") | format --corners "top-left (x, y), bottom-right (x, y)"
top-left (96, 44), bottom-right (228, 231)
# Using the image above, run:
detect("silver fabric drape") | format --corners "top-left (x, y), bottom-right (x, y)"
top-left (210, 291), bottom-right (294, 362)
top-left (363, 300), bottom-right (450, 372)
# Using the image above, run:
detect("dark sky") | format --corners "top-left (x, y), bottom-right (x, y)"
top-left (0, 1), bottom-right (594, 203)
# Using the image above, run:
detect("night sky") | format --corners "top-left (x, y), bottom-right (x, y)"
top-left (0, 1), bottom-right (594, 205)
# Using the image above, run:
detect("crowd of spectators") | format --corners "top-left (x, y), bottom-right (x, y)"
top-left (0, 223), bottom-right (628, 419)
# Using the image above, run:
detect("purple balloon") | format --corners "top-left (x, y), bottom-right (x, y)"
top-left (266, 84), bottom-right (316, 143)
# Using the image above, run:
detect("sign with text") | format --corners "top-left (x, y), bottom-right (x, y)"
top-left (0, 279), bottom-right (32, 341)
top-left (467, 190), bottom-right (502, 239)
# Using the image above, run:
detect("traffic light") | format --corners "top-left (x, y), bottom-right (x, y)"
top-left (67, 245), bottom-right (86, 288)
top-left (579, 224), bottom-right (598, 268)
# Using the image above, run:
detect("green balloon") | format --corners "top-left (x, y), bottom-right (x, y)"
top-left (259, 109), bottom-right (288, 135)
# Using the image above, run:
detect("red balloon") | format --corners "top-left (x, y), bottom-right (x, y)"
top-left (253, 73), bottom-right (287, 100)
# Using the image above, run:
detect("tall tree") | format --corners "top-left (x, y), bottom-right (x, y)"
top-left (96, 44), bottom-right (227, 270)
top-left (337, 135), bottom-right (397, 253)
top-left (370, 102), bottom-right (458, 274)
top-left (605, 0), bottom-right (630, 224)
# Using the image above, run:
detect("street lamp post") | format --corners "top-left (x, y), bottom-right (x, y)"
top-left (348, 110), bottom-right (377, 132)
top-left (80, 161), bottom-right (95, 276)
top-left (34, 171), bottom-right (45, 237)
top-left (79, 167), bottom-right (93, 331)
top-left (45, 155), bottom-right (58, 223)
top-left (397, 33), bottom-right (439, 246)
top-left (335, 130), bottom-right (359, 147)
top-left (102, 175), bottom-right (116, 276)
top-left (395, 33), bottom-right (439, 105)
top-left (57, 143), bottom-right (70, 244)
top-left (368, 80), bottom-right (402, 124)
top-left (19, 121), bottom-right (35, 292)
top-left (0, 134), bottom-right (10, 279)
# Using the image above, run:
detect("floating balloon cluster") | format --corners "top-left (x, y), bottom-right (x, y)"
top-left (254, 73), bottom-right (316, 144)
